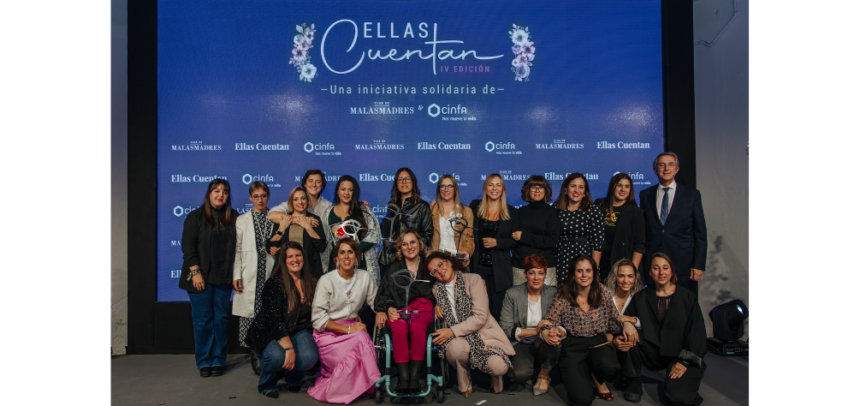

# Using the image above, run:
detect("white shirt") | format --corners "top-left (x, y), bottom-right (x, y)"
top-left (614, 294), bottom-right (641, 329)
top-left (336, 271), bottom-right (357, 298)
top-left (444, 279), bottom-right (458, 323)
top-left (438, 213), bottom-right (457, 254)
top-left (515, 296), bottom-right (542, 342)
top-left (655, 180), bottom-right (677, 219)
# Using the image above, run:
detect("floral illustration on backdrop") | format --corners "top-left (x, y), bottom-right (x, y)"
top-left (289, 23), bottom-right (318, 82)
top-left (509, 24), bottom-right (534, 81)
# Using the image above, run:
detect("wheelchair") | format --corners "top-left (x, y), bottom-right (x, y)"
top-left (372, 312), bottom-right (450, 403)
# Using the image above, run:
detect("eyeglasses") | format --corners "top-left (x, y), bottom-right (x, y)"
top-left (439, 185), bottom-right (455, 190)
top-left (656, 162), bottom-right (677, 169)
top-left (397, 177), bottom-right (413, 183)
top-left (530, 185), bottom-right (545, 191)
top-left (251, 195), bottom-right (268, 200)
top-left (429, 260), bottom-right (445, 276)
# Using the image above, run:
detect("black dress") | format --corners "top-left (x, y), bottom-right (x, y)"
top-left (593, 199), bottom-right (646, 282)
top-left (554, 204), bottom-right (604, 284)
top-left (618, 286), bottom-right (707, 405)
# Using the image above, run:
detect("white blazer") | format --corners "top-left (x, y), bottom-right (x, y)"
top-left (232, 210), bottom-right (276, 318)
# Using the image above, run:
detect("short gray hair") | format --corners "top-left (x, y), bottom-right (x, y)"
top-left (652, 152), bottom-right (680, 170)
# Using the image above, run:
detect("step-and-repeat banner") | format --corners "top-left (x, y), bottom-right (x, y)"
top-left (157, 0), bottom-right (664, 301)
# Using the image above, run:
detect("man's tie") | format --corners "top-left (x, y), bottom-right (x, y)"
top-left (659, 187), bottom-right (670, 225)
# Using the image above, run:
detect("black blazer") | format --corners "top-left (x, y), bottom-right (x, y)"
top-left (468, 200), bottom-right (519, 293)
top-left (623, 286), bottom-right (707, 369)
top-left (593, 199), bottom-right (646, 268)
top-left (639, 183), bottom-right (707, 287)
top-left (179, 207), bottom-right (239, 292)
top-left (374, 258), bottom-right (434, 312)
top-left (265, 213), bottom-right (327, 278)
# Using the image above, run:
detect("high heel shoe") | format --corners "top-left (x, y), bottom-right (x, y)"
top-left (595, 389), bottom-right (614, 401)
top-left (533, 377), bottom-right (550, 396)
top-left (462, 384), bottom-right (473, 398)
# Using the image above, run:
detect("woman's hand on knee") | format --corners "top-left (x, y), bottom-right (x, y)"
top-left (668, 362), bottom-right (687, 379)
top-left (282, 348), bottom-right (296, 371)
top-left (431, 328), bottom-right (454, 345)
top-left (388, 307), bottom-right (400, 322)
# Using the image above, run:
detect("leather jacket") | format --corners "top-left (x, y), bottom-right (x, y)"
top-left (379, 196), bottom-right (432, 266)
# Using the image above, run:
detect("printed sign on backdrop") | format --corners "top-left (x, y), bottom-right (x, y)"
top-left (157, 0), bottom-right (664, 301)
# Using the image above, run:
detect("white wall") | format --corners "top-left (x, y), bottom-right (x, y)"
top-left (111, 0), bottom-right (128, 355)
top-left (693, 0), bottom-right (749, 338)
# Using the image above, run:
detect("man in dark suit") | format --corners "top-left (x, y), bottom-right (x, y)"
top-left (639, 152), bottom-right (707, 294)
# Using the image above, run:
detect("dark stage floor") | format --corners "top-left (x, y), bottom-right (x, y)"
top-left (112, 353), bottom-right (747, 406)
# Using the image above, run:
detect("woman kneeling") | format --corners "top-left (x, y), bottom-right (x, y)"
top-left (309, 238), bottom-right (381, 404)
top-left (246, 241), bottom-right (320, 398)
top-left (428, 251), bottom-right (515, 397)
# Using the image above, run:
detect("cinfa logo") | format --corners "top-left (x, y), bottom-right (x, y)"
top-left (426, 103), bottom-right (474, 121)
top-left (304, 142), bottom-right (340, 156)
top-left (242, 174), bottom-right (275, 185)
top-left (484, 141), bottom-right (520, 155)
top-left (173, 205), bottom-right (197, 217)
top-left (428, 173), bottom-right (440, 183)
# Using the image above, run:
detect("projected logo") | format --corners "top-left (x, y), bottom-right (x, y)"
top-left (597, 141), bottom-right (651, 149)
top-left (289, 23), bottom-right (318, 82)
top-left (172, 205), bottom-right (198, 217)
top-left (612, 171), bottom-right (651, 186)
top-left (481, 171), bottom-right (530, 182)
top-left (235, 142), bottom-right (290, 151)
top-left (242, 174), bottom-right (281, 188)
top-left (417, 141), bottom-right (472, 150)
top-left (355, 139), bottom-right (405, 151)
top-left (303, 142), bottom-right (341, 156)
top-left (428, 173), bottom-right (466, 186)
top-left (350, 102), bottom-right (415, 116)
top-left (170, 174), bottom-right (227, 183)
top-left (426, 103), bottom-right (475, 121)
top-left (484, 141), bottom-right (521, 155)
top-left (509, 24), bottom-right (535, 81)
top-left (170, 270), bottom-right (182, 278)
top-left (171, 141), bottom-right (222, 152)
top-left (535, 139), bottom-right (585, 150)
top-left (358, 173), bottom-right (395, 182)
top-left (545, 172), bottom-right (598, 181)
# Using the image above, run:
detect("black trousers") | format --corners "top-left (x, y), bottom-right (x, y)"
top-left (509, 339), bottom-right (562, 385)
top-left (473, 264), bottom-right (506, 320)
top-left (617, 340), bottom-right (705, 406)
top-left (556, 336), bottom-right (620, 406)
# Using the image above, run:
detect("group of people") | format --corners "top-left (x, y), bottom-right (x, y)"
top-left (178, 152), bottom-right (708, 406)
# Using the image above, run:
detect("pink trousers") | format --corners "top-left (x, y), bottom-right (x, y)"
top-left (387, 298), bottom-right (434, 363)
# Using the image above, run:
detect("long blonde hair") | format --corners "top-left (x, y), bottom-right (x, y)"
top-left (604, 258), bottom-right (643, 297)
top-left (477, 174), bottom-right (510, 221)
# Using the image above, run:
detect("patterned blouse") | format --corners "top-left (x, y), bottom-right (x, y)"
top-left (555, 204), bottom-right (605, 282)
top-left (543, 284), bottom-right (621, 338)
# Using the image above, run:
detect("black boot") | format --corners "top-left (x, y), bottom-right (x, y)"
top-left (408, 360), bottom-right (423, 394)
top-left (251, 353), bottom-right (261, 376)
top-left (622, 377), bottom-right (643, 402)
top-left (395, 362), bottom-right (410, 394)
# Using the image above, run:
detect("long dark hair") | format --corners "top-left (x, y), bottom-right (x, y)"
top-left (203, 179), bottom-right (236, 226)
top-left (273, 241), bottom-right (317, 316)
top-left (555, 173), bottom-right (592, 212)
top-left (332, 175), bottom-right (368, 240)
top-left (390, 167), bottom-right (421, 204)
top-left (599, 173), bottom-right (637, 213)
top-left (557, 255), bottom-right (602, 309)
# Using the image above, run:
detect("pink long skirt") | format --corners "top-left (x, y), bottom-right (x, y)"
top-left (308, 320), bottom-right (381, 404)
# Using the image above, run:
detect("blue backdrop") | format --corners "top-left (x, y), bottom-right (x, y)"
top-left (157, 0), bottom-right (664, 302)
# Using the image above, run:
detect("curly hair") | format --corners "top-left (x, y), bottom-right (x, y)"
top-left (604, 258), bottom-right (643, 297)
top-left (394, 229), bottom-right (426, 261)
top-left (424, 250), bottom-right (467, 274)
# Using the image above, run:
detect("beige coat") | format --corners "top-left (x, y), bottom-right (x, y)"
top-left (434, 273), bottom-right (515, 355)
top-left (232, 210), bottom-right (276, 318)
top-left (428, 203), bottom-right (475, 266)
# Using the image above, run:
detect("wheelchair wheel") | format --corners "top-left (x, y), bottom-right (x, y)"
top-left (373, 326), bottom-right (385, 373)
top-left (375, 388), bottom-right (383, 404)
top-left (435, 384), bottom-right (445, 403)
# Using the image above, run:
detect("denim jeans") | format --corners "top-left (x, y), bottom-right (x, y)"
top-left (256, 330), bottom-right (319, 393)
top-left (187, 283), bottom-right (232, 369)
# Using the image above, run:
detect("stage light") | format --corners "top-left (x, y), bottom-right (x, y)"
top-left (707, 299), bottom-right (749, 356)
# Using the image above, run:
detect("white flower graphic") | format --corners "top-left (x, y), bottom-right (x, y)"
top-left (289, 23), bottom-right (318, 82)
top-left (509, 24), bottom-right (534, 81)
top-left (300, 64), bottom-right (317, 82)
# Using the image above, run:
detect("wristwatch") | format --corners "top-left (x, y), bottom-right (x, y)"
top-left (275, 230), bottom-right (284, 236)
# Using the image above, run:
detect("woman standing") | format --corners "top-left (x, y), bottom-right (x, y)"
top-left (373, 229), bottom-right (434, 394)
top-left (233, 181), bottom-right (277, 376)
top-left (179, 179), bottom-right (239, 378)
top-left (512, 175), bottom-right (561, 286)
top-left (554, 173), bottom-right (604, 285)
top-left (429, 174), bottom-right (475, 264)
top-left (379, 167), bottom-right (432, 268)
top-left (498, 255), bottom-right (559, 396)
top-left (594, 173), bottom-right (646, 283)
top-left (270, 170), bottom-right (329, 265)
top-left (429, 251), bottom-right (515, 396)
top-left (469, 174), bottom-right (519, 320)
top-left (540, 255), bottom-right (628, 405)
top-left (616, 253), bottom-right (707, 405)
top-left (267, 187), bottom-right (327, 278)
top-left (309, 238), bottom-right (381, 403)
top-left (320, 176), bottom-right (381, 282)
top-left (246, 242), bottom-right (320, 398)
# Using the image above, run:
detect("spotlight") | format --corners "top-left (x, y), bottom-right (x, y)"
top-left (706, 299), bottom-right (748, 356)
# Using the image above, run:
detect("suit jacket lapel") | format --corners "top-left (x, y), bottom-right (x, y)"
top-left (664, 183), bottom-right (684, 225)
top-left (516, 285), bottom-right (528, 327)
top-left (540, 286), bottom-right (554, 316)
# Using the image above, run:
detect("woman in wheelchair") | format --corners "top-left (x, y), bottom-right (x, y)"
top-left (498, 254), bottom-right (561, 396)
top-left (373, 229), bottom-right (435, 394)
top-left (428, 251), bottom-right (515, 397)
top-left (308, 238), bottom-right (381, 404)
